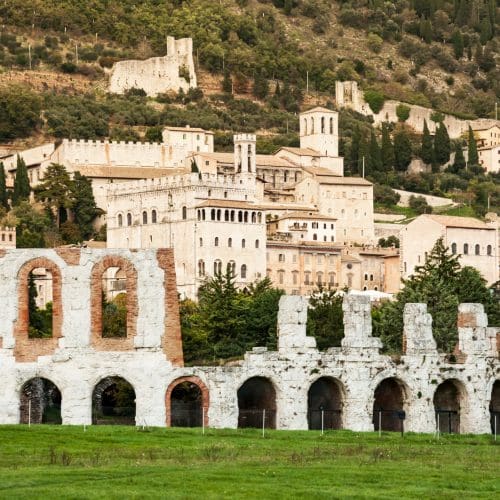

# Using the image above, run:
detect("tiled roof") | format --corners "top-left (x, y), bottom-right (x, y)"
top-left (425, 214), bottom-right (495, 230)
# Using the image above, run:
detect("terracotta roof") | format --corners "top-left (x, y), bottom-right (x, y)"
top-left (275, 211), bottom-right (337, 221)
top-left (469, 120), bottom-right (500, 131)
top-left (196, 199), bottom-right (265, 209)
top-left (278, 147), bottom-right (322, 157)
top-left (341, 254), bottom-right (361, 263)
top-left (478, 144), bottom-right (500, 151)
top-left (266, 240), bottom-right (342, 251)
top-left (164, 126), bottom-right (213, 134)
top-left (301, 106), bottom-right (337, 115)
top-left (73, 165), bottom-right (188, 179)
top-left (425, 214), bottom-right (495, 230)
top-left (193, 152), bottom-right (296, 168)
top-left (318, 176), bottom-right (372, 186)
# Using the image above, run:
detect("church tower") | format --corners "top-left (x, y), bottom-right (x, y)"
top-left (234, 134), bottom-right (256, 174)
top-left (299, 107), bottom-right (339, 157)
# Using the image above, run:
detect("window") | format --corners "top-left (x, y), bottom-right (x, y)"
top-left (304, 272), bottom-right (311, 285)
top-left (211, 209), bottom-right (216, 221)
top-left (292, 271), bottom-right (298, 285)
top-left (487, 245), bottom-right (492, 256)
top-left (475, 244), bottom-right (480, 255)
top-left (316, 272), bottom-right (323, 285)
top-left (278, 270), bottom-right (284, 284)
top-left (313, 234), bottom-right (317, 241)
top-left (329, 272), bottom-right (336, 285)
top-left (278, 253), bottom-right (285, 262)
top-left (214, 260), bottom-right (222, 275)
top-left (126, 213), bottom-right (132, 226)
top-left (257, 212), bottom-right (262, 223)
top-left (238, 211), bottom-right (243, 222)
top-left (252, 212), bottom-right (256, 223)
top-left (227, 261), bottom-right (236, 274)
top-left (214, 237), bottom-right (219, 247)
top-left (198, 260), bottom-right (205, 277)
top-left (118, 214), bottom-right (123, 227)
top-left (451, 242), bottom-right (457, 254)
top-left (370, 274), bottom-right (373, 281)
top-left (242, 239), bottom-right (246, 248)
top-left (317, 255), bottom-right (323, 265)
top-left (152, 210), bottom-right (157, 223)
top-left (231, 210), bottom-right (235, 222)
top-left (364, 274), bottom-right (368, 281)
top-left (255, 239), bottom-right (259, 249)
top-left (244, 212), bottom-right (248, 223)
top-left (224, 210), bottom-right (229, 221)
top-left (463, 243), bottom-right (469, 255)
top-left (142, 211), bottom-right (148, 224)
top-left (216, 209), bottom-right (221, 221)
top-left (292, 254), bottom-right (297, 263)
top-left (228, 238), bottom-right (232, 248)
top-left (240, 264), bottom-right (247, 279)
top-left (199, 237), bottom-right (203, 247)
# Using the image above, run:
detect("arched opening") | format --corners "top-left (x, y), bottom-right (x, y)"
top-left (20, 378), bottom-right (61, 424)
top-left (152, 209), bottom-right (157, 223)
top-left (102, 268), bottom-right (127, 338)
top-left (373, 378), bottom-right (407, 432)
top-left (92, 376), bottom-right (136, 425)
top-left (489, 380), bottom-right (500, 434)
top-left (433, 379), bottom-right (464, 434)
top-left (238, 377), bottom-right (276, 429)
top-left (142, 211), bottom-right (148, 224)
top-left (308, 377), bottom-right (343, 430)
top-left (166, 377), bottom-right (209, 428)
top-left (28, 268), bottom-right (53, 338)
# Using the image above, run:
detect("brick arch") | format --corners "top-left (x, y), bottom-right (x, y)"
top-left (165, 376), bottom-right (209, 427)
top-left (14, 257), bottom-right (62, 362)
top-left (90, 255), bottom-right (138, 351)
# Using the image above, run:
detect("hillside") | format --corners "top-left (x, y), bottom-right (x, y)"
top-left (0, 0), bottom-right (498, 216)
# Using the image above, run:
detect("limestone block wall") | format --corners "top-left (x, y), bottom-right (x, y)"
top-left (0, 251), bottom-right (498, 433)
top-left (109, 37), bottom-right (197, 96)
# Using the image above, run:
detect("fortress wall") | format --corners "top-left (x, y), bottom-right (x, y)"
top-left (0, 250), bottom-right (497, 432)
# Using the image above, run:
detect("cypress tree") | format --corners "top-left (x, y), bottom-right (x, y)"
top-left (222, 69), bottom-right (232, 94)
top-left (381, 123), bottom-right (394, 171)
top-left (12, 156), bottom-right (30, 206)
top-left (0, 162), bottom-right (8, 210)
top-left (467, 126), bottom-right (479, 167)
top-left (452, 142), bottom-right (466, 172)
top-left (451, 29), bottom-right (464, 59)
top-left (434, 122), bottom-right (451, 165)
top-left (454, 0), bottom-right (469, 26)
top-left (420, 120), bottom-right (433, 164)
top-left (350, 126), bottom-right (361, 175)
top-left (394, 129), bottom-right (412, 172)
top-left (419, 16), bottom-right (433, 43)
top-left (71, 172), bottom-right (100, 240)
top-left (358, 135), bottom-right (369, 177)
top-left (369, 130), bottom-right (382, 173)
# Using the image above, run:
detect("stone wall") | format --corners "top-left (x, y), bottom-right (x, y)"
top-left (109, 37), bottom-right (197, 96)
top-left (0, 250), bottom-right (498, 433)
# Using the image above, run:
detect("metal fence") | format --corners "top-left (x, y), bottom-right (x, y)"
top-left (373, 409), bottom-right (406, 433)
top-left (435, 410), bottom-right (459, 434)
top-left (308, 410), bottom-right (342, 431)
top-left (238, 409), bottom-right (276, 429)
top-left (92, 406), bottom-right (136, 426)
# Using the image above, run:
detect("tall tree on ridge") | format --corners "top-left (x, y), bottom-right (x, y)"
top-left (12, 156), bottom-right (30, 206)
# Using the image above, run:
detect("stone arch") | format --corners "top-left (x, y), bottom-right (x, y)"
top-left (307, 376), bottom-right (344, 430)
top-left (373, 377), bottom-right (409, 432)
top-left (489, 380), bottom-right (500, 434)
top-left (165, 376), bottom-right (209, 428)
top-left (433, 379), bottom-right (467, 434)
top-left (14, 257), bottom-right (63, 362)
top-left (20, 377), bottom-right (61, 424)
top-left (237, 376), bottom-right (276, 429)
top-left (92, 376), bottom-right (136, 425)
top-left (90, 255), bottom-right (138, 351)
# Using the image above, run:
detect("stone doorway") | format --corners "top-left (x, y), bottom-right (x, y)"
top-left (307, 377), bottom-right (343, 430)
top-left (20, 377), bottom-right (61, 424)
top-left (373, 378), bottom-right (407, 432)
top-left (490, 380), bottom-right (500, 434)
top-left (237, 377), bottom-right (276, 429)
top-left (433, 380), bottom-right (464, 434)
top-left (92, 376), bottom-right (136, 425)
top-left (166, 376), bottom-right (209, 428)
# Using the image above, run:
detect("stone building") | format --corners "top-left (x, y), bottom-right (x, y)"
top-left (109, 37), bottom-right (197, 96)
top-left (400, 214), bottom-right (499, 285)
top-left (0, 249), bottom-right (498, 434)
top-left (478, 144), bottom-right (500, 174)
top-left (0, 227), bottom-right (16, 249)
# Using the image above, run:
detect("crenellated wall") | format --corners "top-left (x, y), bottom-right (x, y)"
top-left (0, 250), bottom-right (498, 432)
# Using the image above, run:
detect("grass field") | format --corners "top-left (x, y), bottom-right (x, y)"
top-left (0, 426), bottom-right (498, 499)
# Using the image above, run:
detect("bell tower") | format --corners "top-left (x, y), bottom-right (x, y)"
top-left (234, 134), bottom-right (256, 174)
top-left (299, 107), bottom-right (339, 157)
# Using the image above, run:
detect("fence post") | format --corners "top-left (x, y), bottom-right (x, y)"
top-left (202, 407), bottom-right (205, 436)
top-left (28, 400), bottom-right (31, 427)
top-left (262, 409), bottom-right (266, 438)
top-left (378, 410), bottom-right (382, 438)
top-left (321, 410), bottom-right (324, 436)
top-left (437, 413), bottom-right (440, 440)
top-left (495, 415), bottom-right (497, 442)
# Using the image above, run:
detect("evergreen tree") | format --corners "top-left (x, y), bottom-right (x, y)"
top-left (349, 126), bottom-right (361, 175)
top-left (434, 122), bottom-right (451, 166)
top-left (222, 69), bottom-right (232, 94)
top-left (479, 16), bottom-right (493, 45)
top-left (0, 162), bottom-right (8, 210)
top-left (71, 171), bottom-right (100, 240)
top-left (284, 0), bottom-right (293, 15)
top-left (381, 123), bottom-right (394, 172)
top-left (358, 135), bottom-right (369, 177)
top-left (12, 156), bottom-right (30, 206)
top-left (369, 130), bottom-right (382, 173)
top-left (419, 16), bottom-right (433, 43)
top-left (394, 129), bottom-right (412, 172)
top-left (253, 71), bottom-right (269, 100)
top-left (452, 142), bottom-right (466, 172)
top-left (467, 125), bottom-right (479, 167)
top-left (451, 29), bottom-right (464, 59)
top-left (420, 120), bottom-right (433, 164)
top-left (454, 0), bottom-right (470, 26)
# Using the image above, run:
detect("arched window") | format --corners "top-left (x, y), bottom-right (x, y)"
top-left (214, 260), bottom-right (222, 275)
top-left (182, 206), bottom-right (187, 220)
top-left (197, 210), bottom-right (201, 221)
top-left (321, 116), bottom-right (325, 133)
top-left (201, 209), bottom-right (205, 221)
top-left (244, 212), bottom-right (248, 223)
top-left (126, 213), bottom-right (132, 226)
top-left (198, 260), bottom-right (205, 277)
top-left (257, 212), bottom-right (262, 223)
top-left (211, 209), bottom-right (216, 221)
top-left (227, 261), bottom-right (236, 274)
top-left (370, 274), bottom-right (373, 281)
top-left (463, 243), bottom-right (469, 255)
top-left (118, 214), bottom-right (123, 227)
top-left (330, 117), bottom-right (334, 134)
top-left (224, 210), bottom-right (229, 221)
top-left (230, 210), bottom-right (235, 222)
top-left (313, 234), bottom-right (317, 241)
top-left (241, 264), bottom-right (247, 279)
top-left (304, 118), bottom-right (308, 135)
top-left (451, 242), bottom-right (457, 254)
top-left (251, 212), bottom-right (256, 223)
top-left (217, 209), bottom-right (221, 221)
top-left (475, 244), bottom-right (480, 255)
top-left (242, 239), bottom-right (246, 248)
top-left (152, 210), bottom-right (157, 223)
top-left (364, 274), bottom-right (368, 281)
top-left (199, 237), bottom-right (203, 247)
top-left (142, 211), bottom-right (148, 224)
top-left (228, 238), bottom-right (232, 248)
top-left (487, 245), bottom-right (492, 256)
top-left (214, 237), bottom-right (219, 247)
top-left (255, 239), bottom-right (259, 249)
top-left (238, 211), bottom-right (243, 222)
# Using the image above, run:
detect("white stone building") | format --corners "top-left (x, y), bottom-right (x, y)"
top-left (400, 214), bottom-right (499, 285)
top-left (0, 227), bottom-right (16, 249)
top-left (478, 144), bottom-right (500, 174)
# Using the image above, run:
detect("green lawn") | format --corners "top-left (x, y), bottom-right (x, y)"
top-left (0, 426), bottom-right (498, 499)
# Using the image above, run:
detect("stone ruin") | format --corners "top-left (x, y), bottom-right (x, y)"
top-left (0, 249), bottom-right (498, 433)
top-left (108, 37), bottom-right (197, 96)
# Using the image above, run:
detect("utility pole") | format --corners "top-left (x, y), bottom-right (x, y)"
top-left (306, 71), bottom-right (309, 95)
top-left (362, 156), bottom-right (365, 178)
top-left (28, 44), bottom-right (32, 70)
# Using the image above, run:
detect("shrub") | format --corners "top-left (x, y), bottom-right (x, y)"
top-left (374, 184), bottom-right (401, 207)
top-left (396, 104), bottom-right (411, 122)
top-left (409, 195), bottom-right (432, 214)
top-left (367, 33), bottom-right (383, 54)
top-left (364, 89), bottom-right (385, 114)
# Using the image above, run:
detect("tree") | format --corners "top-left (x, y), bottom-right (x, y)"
top-left (381, 123), bottom-right (394, 171)
top-left (451, 29), bottom-right (464, 59)
top-left (35, 163), bottom-right (74, 228)
top-left (420, 120), bottom-right (433, 164)
top-left (433, 122), bottom-right (451, 166)
top-left (479, 16), bottom-right (493, 45)
top-left (306, 287), bottom-right (344, 350)
top-left (0, 86), bottom-right (41, 140)
top-left (451, 142), bottom-right (466, 172)
top-left (467, 126), bottom-right (479, 167)
top-left (349, 126), bottom-right (361, 175)
top-left (253, 71), bottom-right (269, 100)
top-left (378, 235), bottom-right (400, 248)
top-left (222, 69), bottom-right (232, 94)
top-left (369, 130), bottom-right (382, 173)
top-left (364, 89), bottom-right (385, 114)
top-left (13, 201), bottom-right (51, 248)
top-left (394, 129), bottom-right (412, 172)
top-left (396, 104), bottom-right (411, 122)
top-left (12, 157), bottom-right (31, 206)
top-left (71, 172), bottom-right (100, 240)
top-left (419, 16), bottom-right (433, 43)
top-left (0, 162), bottom-right (8, 210)
top-left (409, 195), bottom-right (432, 214)
top-left (374, 184), bottom-right (400, 207)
